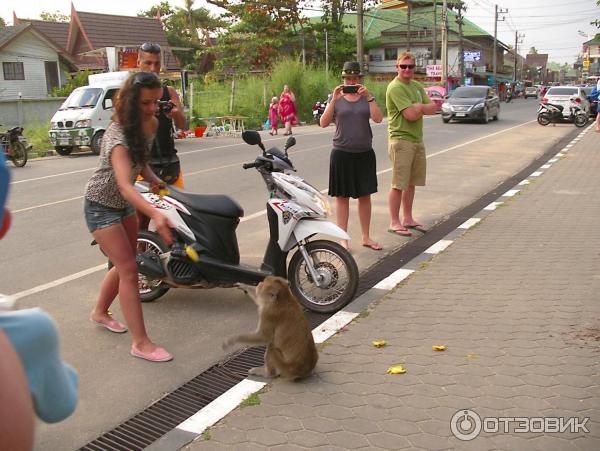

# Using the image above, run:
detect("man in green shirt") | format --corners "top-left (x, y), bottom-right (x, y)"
top-left (386, 52), bottom-right (438, 236)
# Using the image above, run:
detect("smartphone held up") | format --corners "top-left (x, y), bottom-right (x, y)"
top-left (342, 85), bottom-right (360, 94)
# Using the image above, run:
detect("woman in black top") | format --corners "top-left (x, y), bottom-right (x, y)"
top-left (320, 62), bottom-right (384, 251)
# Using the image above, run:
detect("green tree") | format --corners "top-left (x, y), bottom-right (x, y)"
top-left (50, 70), bottom-right (93, 97)
top-left (139, 2), bottom-right (226, 70)
top-left (0, 17), bottom-right (6, 27)
top-left (39, 11), bottom-right (70, 22)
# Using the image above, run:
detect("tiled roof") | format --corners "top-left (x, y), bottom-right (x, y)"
top-left (16, 19), bottom-right (69, 50)
top-left (0, 24), bottom-right (29, 49)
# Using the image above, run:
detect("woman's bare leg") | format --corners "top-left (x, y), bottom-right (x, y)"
top-left (335, 197), bottom-right (350, 249)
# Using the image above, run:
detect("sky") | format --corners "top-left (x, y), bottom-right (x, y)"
top-left (3, 0), bottom-right (599, 65)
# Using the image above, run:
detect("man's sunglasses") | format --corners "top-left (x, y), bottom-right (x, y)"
top-left (139, 42), bottom-right (161, 53)
top-left (397, 64), bottom-right (416, 70)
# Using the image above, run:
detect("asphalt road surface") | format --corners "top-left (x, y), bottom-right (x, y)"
top-left (0, 98), bottom-right (579, 450)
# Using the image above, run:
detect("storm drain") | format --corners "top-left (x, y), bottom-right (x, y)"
top-left (79, 347), bottom-right (265, 451)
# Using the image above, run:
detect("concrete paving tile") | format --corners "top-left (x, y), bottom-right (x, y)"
top-left (546, 396), bottom-right (595, 412)
top-left (327, 392), bottom-right (367, 408)
top-left (519, 373), bottom-right (560, 387)
top-left (529, 435), bottom-right (585, 451)
top-left (550, 385), bottom-right (595, 400)
top-left (301, 416), bottom-right (343, 434)
top-left (352, 404), bottom-right (393, 421)
top-left (417, 419), bottom-right (451, 437)
top-left (270, 445), bottom-right (306, 451)
top-left (554, 374), bottom-right (596, 388)
top-left (246, 428), bottom-right (287, 447)
top-left (286, 430), bottom-right (329, 447)
top-left (387, 406), bottom-right (432, 422)
top-left (338, 382), bottom-right (379, 395)
top-left (367, 431), bottom-right (412, 449)
top-left (573, 436), bottom-right (600, 451)
top-left (326, 430), bottom-right (371, 449)
top-left (402, 395), bottom-right (446, 409)
top-left (339, 417), bottom-right (381, 434)
top-left (290, 391), bottom-right (330, 407)
top-left (225, 415), bottom-right (264, 430)
top-left (262, 416), bottom-right (303, 433)
top-left (407, 432), bottom-right (452, 450)
top-left (205, 426), bottom-right (248, 445)
top-left (363, 393), bottom-right (405, 409)
top-left (315, 405), bottom-right (355, 420)
top-left (276, 404), bottom-right (320, 419)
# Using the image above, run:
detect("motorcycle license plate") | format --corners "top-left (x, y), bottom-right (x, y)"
top-left (455, 113), bottom-right (466, 117)
top-left (59, 139), bottom-right (70, 145)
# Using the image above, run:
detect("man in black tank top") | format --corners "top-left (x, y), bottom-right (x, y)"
top-left (137, 43), bottom-right (186, 188)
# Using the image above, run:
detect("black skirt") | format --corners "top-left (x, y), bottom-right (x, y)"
top-left (328, 148), bottom-right (378, 199)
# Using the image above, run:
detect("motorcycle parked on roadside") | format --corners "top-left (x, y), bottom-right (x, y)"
top-left (114, 131), bottom-right (359, 313)
top-left (537, 96), bottom-right (588, 128)
top-left (0, 125), bottom-right (31, 167)
top-left (312, 95), bottom-right (331, 124)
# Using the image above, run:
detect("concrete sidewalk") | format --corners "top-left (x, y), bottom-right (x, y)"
top-left (184, 125), bottom-right (600, 450)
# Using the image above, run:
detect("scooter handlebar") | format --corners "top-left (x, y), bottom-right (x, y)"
top-left (242, 161), bottom-right (258, 169)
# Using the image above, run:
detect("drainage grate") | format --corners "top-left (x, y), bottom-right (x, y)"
top-left (80, 126), bottom-right (579, 451)
top-left (80, 347), bottom-right (265, 451)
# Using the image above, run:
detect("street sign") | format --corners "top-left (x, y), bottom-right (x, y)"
top-left (583, 59), bottom-right (590, 68)
top-left (426, 65), bottom-right (442, 77)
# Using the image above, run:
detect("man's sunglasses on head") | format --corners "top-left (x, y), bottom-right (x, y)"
top-left (397, 64), bottom-right (416, 70)
top-left (140, 42), bottom-right (161, 53)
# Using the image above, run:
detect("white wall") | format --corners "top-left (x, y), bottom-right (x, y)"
top-left (0, 31), bottom-right (61, 100)
top-left (368, 45), bottom-right (461, 77)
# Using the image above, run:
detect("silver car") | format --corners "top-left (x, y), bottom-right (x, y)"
top-left (542, 86), bottom-right (590, 118)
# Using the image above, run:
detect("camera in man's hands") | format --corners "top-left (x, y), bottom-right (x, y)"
top-left (342, 85), bottom-right (360, 94)
top-left (158, 100), bottom-right (174, 114)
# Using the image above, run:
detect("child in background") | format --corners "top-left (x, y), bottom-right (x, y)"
top-left (269, 96), bottom-right (279, 135)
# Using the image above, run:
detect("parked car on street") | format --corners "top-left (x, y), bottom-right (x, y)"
top-left (542, 86), bottom-right (590, 119)
top-left (441, 85), bottom-right (500, 123)
top-left (524, 85), bottom-right (539, 99)
top-left (425, 86), bottom-right (447, 113)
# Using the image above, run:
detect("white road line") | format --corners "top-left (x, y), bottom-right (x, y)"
top-left (458, 218), bottom-right (481, 229)
top-left (373, 268), bottom-right (414, 290)
top-left (530, 171), bottom-right (543, 177)
top-left (12, 195), bottom-right (84, 213)
top-left (176, 379), bottom-right (267, 434)
top-left (503, 189), bottom-right (520, 197)
top-left (423, 240), bottom-right (453, 255)
top-left (11, 168), bottom-right (95, 185)
top-left (11, 264), bottom-right (106, 301)
top-left (484, 201), bottom-right (504, 211)
top-left (312, 311), bottom-right (359, 344)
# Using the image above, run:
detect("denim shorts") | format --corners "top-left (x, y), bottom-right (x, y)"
top-left (84, 198), bottom-right (135, 233)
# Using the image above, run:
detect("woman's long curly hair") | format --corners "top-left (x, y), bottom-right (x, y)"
top-left (113, 72), bottom-right (162, 165)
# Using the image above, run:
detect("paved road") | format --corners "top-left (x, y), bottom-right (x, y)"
top-left (0, 99), bottom-right (582, 449)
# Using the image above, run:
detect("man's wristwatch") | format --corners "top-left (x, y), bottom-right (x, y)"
top-left (368, 97), bottom-right (376, 103)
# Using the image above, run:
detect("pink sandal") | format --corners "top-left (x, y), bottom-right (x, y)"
top-left (131, 345), bottom-right (173, 362)
top-left (91, 317), bottom-right (127, 333)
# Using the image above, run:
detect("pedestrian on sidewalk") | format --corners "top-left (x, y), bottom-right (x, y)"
top-left (320, 61), bottom-right (384, 251)
top-left (268, 96), bottom-right (279, 135)
top-left (279, 84), bottom-right (297, 136)
top-left (84, 72), bottom-right (173, 362)
top-left (385, 52), bottom-right (438, 236)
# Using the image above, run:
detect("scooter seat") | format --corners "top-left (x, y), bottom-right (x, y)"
top-left (544, 103), bottom-right (564, 112)
top-left (167, 187), bottom-right (244, 218)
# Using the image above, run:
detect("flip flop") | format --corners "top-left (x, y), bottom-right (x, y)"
top-left (362, 242), bottom-right (383, 251)
top-left (404, 224), bottom-right (428, 233)
top-left (388, 228), bottom-right (412, 237)
top-left (91, 317), bottom-right (128, 334)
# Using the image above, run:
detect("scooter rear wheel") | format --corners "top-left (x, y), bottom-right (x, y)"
top-left (137, 231), bottom-right (170, 302)
top-left (537, 113), bottom-right (551, 126)
top-left (9, 141), bottom-right (27, 167)
top-left (288, 240), bottom-right (359, 313)
top-left (574, 113), bottom-right (588, 127)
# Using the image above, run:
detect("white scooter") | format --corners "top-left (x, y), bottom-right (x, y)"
top-left (133, 131), bottom-right (359, 313)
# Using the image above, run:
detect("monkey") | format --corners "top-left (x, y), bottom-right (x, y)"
top-left (223, 276), bottom-right (318, 380)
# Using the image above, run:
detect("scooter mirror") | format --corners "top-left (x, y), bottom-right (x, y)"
top-left (284, 136), bottom-right (296, 154)
top-left (242, 130), bottom-right (262, 146)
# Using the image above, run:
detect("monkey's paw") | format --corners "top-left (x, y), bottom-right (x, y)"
top-left (248, 366), bottom-right (275, 378)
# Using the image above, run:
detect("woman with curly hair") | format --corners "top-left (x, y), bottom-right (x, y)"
top-left (84, 72), bottom-right (173, 362)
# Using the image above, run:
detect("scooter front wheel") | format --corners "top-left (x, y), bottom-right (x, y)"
top-left (574, 113), bottom-right (588, 127)
top-left (288, 240), bottom-right (359, 313)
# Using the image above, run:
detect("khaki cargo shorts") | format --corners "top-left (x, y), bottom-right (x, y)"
top-left (388, 138), bottom-right (426, 190)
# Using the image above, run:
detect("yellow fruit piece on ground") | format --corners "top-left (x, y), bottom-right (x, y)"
top-left (387, 365), bottom-right (406, 374)
top-left (432, 345), bottom-right (447, 351)
top-left (372, 340), bottom-right (387, 347)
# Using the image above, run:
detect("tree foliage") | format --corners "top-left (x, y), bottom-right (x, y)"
top-left (50, 70), bottom-right (93, 97)
top-left (138, 1), bottom-right (226, 70)
top-left (39, 11), bottom-right (70, 22)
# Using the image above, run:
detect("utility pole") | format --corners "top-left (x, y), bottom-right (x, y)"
top-left (441, 0), bottom-right (448, 90)
top-left (513, 31), bottom-right (518, 82)
top-left (407, 1), bottom-right (411, 51)
top-left (325, 29), bottom-right (329, 79)
top-left (457, 2), bottom-right (465, 83)
top-left (432, 0), bottom-right (437, 65)
top-left (357, 0), bottom-right (364, 67)
top-left (493, 5), bottom-right (507, 91)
